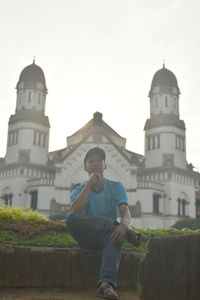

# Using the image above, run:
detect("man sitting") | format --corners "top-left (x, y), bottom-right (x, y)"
top-left (66, 147), bottom-right (140, 300)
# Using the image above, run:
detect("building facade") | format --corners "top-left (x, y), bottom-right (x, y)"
top-left (0, 61), bottom-right (199, 228)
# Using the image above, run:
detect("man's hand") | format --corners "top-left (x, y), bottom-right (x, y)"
top-left (88, 173), bottom-right (102, 184)
top-left (111, 223), bottom-right (128, 244)
top-left (89, 173), bottom-right (104, 192)
top-left (70, 173), bottom-right (101, 212)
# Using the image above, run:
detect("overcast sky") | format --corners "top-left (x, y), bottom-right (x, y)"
top-left (0, 0), bottom-right (200, 170)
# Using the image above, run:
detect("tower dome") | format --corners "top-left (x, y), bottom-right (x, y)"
top-left (6, 60), bottom-right (50, 166)
top-left (14, 60), bottom-right (48, 115)
top-left (16, 61), bottom-right (47, 91)
top-left (149, 64), bottom-right (180, 96)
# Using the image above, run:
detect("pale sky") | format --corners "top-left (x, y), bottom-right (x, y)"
top-left (0, 0), bottom-right (200, 170)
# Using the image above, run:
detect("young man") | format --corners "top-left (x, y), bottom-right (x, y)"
top-left (66, 147), bottom-right (140, 300)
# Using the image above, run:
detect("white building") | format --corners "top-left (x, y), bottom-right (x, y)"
top-left (0, 61), bottom-right (198, 228)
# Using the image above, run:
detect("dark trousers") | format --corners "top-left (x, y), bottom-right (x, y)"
top-left (66, 212), bottom-right (121, 288)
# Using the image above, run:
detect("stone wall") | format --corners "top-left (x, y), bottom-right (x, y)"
top-left (0, 245), bottom-right (142, 289)
top-left (139, 234), bottom-right (200, 300)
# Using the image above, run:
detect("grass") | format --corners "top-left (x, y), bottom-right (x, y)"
top-left (0, 206), bottom-right (199, 252)
top-left (0, 230), bottom-right (78, 248)
top-left (0, 224), bottom-right (197, 253)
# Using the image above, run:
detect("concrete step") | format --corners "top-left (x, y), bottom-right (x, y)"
top-left (0, 288), bottom-right (139, 300)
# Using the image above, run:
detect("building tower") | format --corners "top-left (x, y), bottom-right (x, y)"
top-left (136, 64), bottom-right (196, 227)
top-left (144, 64), bottom-right (187, 170)
top-left (5, 60), bottom-right (50, 165)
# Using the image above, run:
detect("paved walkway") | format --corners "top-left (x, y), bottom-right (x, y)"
top-left (0, 288), bottom-right (139, 300)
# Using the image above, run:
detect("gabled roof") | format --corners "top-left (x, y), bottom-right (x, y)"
top-left (70, 111), bottom-right (123, 138)
top-left (67, 111), bottom-right (126, 149)
top-left (48, 112), bottom-right (144, 167)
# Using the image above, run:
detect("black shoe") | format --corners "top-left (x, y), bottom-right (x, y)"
top-left (126, 228), bottom-right (141, 247)
top-left (97, 283), bottom-right (120, 300)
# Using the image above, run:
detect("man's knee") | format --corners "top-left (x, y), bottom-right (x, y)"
top-left (66, 212), bottom-right (80, 227)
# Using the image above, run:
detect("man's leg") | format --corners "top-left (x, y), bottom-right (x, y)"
top-left (66, 212), bottom-right (121, 288)
top-left (114, 220), bottom-right (141, 247)
top-left (66, 212), bottom-right (113, 250)
top-left (98, 231), bottom-right (121, 288)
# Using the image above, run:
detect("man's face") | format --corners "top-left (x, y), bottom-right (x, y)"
top-left (84, 154), bottom-right (106, 175)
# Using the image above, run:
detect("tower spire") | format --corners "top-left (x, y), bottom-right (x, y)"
top-left (33, 55), bottom-right (35, 64)
top-left (163, 59), bottom-right (165, 68)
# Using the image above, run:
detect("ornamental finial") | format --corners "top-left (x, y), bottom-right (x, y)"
top-left (163, 59), bottom-right (165, 68)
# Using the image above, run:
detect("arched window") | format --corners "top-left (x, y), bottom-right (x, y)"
top-left (147, 136), bottom-right (150, 150)
top-left (28, 91), bottom-right (32, 103)
top-left (153, 194), bottom-right (160, 214)
top-left (43, 134), bottom-right (47, 147)
top-left (155, 97), bottom-right (158, 108)
top-left (50, 198), bottom-right (56, 211)
top-left (165, 96), bottom-right (168, 107)
top-left (157, 135), bottom-right (160, 148)
top-left (33, 131), bottom-right (36, 145)
top-left (2, 187), bottom-right (13, 206)
top-left (18, 91), bottom-right (22, 104)
top-left (40, 134), bottom-right (44, 147)
top-left (152, 136), bottom-right (155, 149)
top-left (177, 193), bottom-right (188, 216)
top-left (134, 201), bottom-right (142, 218)
top-left (174, 96), bottom-right (177, 109)
top-left (30, 190), bottom-right (38, 210)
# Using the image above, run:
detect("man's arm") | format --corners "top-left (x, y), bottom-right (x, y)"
top-left (111, 204), bottom-right (131, 243)
top-left (70, 181), bottom-right (91, 212)
top-left (71, 173), bottom-right (101, 212)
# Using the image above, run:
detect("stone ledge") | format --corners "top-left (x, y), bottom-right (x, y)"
top-left (0, 287), bottom-right (140, 300)
top-left (139, 234), bottom-right (200, 300)
top-left (0, 244), bottom-right (143, 289)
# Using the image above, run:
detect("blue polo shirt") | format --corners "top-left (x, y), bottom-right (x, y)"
top-left (70, 178), bottom-right (128, 221)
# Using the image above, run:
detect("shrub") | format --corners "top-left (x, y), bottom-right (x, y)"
top-left (0, 205), bottom-right (67, 237)
top-left (0, 220), bottom-right (67, 237)
top-left (49, 214), bottom-right (67, 221)
top-left (172, 218), bottom-right (200, 230)
top-left (0, 205), bottom-right (199, 251)
top-left (24, 231), bottom-right (77, 247)
top-left (121, 227), bottom-right (196, 252)
top-left (0, 230), bottom-right (77, 248)
top-left (0, 226), bottom-right (198, 251)
top-left (0, 205), bottom-right (48, 223)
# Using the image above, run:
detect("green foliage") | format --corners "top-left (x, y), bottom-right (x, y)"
top-left (172, 218), bottom-right (200, 230)
top-left (0, 206), bottom-right (199, 251)
top-left (0, 205), bottom-right (67, 237)
top-left (0, 226), bottom-right (197, 251)
top-left (26, 231), bottom-right (78, 247)
top-left (49, 214), bottom-right (66, 221)
top-left (0, 220), bottom-right (67, 237)
top-left (121, 226), bottom-right (197, 252)
top-left (0, 205), bottom-right (48, 223)
top-left (0, 230), bottom-right (78, 248)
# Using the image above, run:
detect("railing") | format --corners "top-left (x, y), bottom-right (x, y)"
top-left (27, 178), bottom-right (54, 187)
top-left (137, 181), bottom-right (164, 190)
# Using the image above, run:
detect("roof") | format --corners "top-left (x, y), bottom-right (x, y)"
top-left (149, 64), bottom-right (180, 96)
top-left (66, 112), bottom-right (126, 150)
top-left (144, 114), bottom-right (185, 130)
top-left (70, 112), bottom-right (123, 138)
top-left (48, 111), bottom-right (144, 165)
top-left (16, 61), bottom-right (47, 91)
